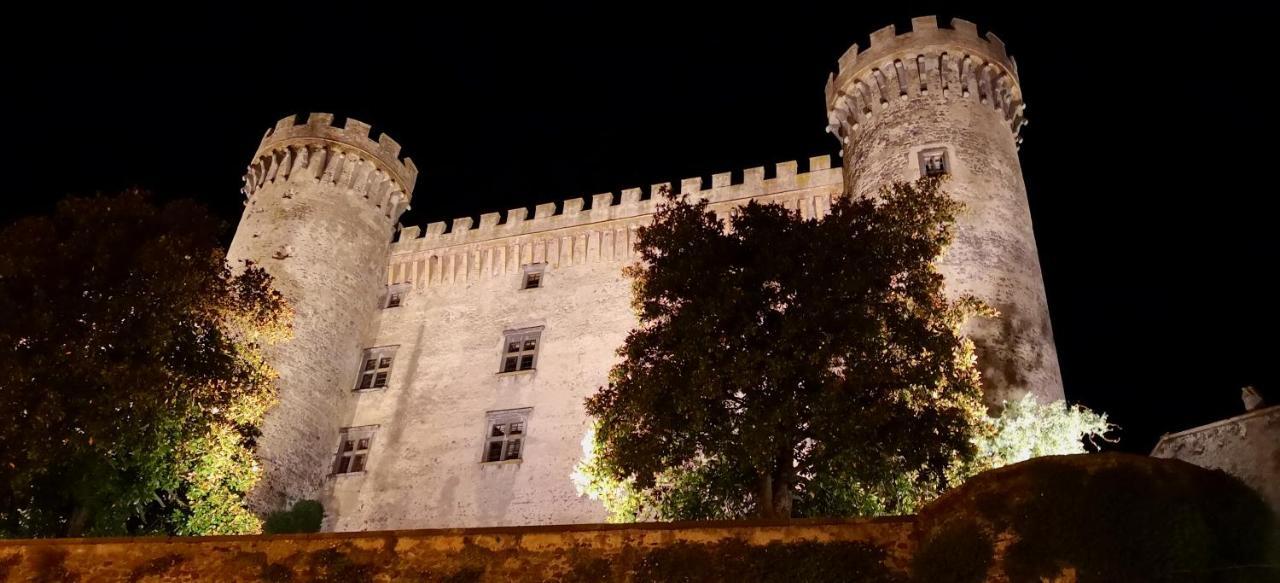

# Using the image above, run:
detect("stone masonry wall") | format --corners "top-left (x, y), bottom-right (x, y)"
top-left (239, 16), bottom-right (1064, 532)
top-left (328, 159), bottom-right (843, 530)
top-left (1151, 405), bottom-right (1280, 514)
top-left (227, 114), bottom-right (416, 512)
top-left (0, 518), bottom-right (916, 582)
top-left (826, 16), bottom-right (1062, 407)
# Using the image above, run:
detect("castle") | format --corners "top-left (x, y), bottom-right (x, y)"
top-left (226, 16), bottom-right (1062, 531)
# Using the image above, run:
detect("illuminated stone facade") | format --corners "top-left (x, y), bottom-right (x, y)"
top-left (227, 16), bottom-right (1063, 530)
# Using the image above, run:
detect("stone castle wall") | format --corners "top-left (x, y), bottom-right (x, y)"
top-left (0, 518), bottom-right (916, 582)
top-left (227, 114), bottom-right (416, 511)
top-left (331, 159), bottom-right (842, 530)
top-left (826, 16), bottom-right (1061, 406)
top-left (228, 15), bottom-right (1064, 531)
top-left (1151, 405), bottom-right (1280, 514)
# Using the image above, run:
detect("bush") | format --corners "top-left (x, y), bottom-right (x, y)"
top-left (263, 500), bottom-right (324, 534)
top-left (911, 518), bottom-right (994, 583)
top-left (913, 454), bottom-right (1280, 583)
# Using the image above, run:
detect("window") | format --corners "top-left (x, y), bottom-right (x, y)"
top-left (384, 283), bottom-right (410, 309)
top-left (522, 263), bottom-right (545, 290)
top-left (355, 346), bottom-right (397, 391)
top-left (919, 148), bottom-right (950, 178)
top-left (483, 408), bottom-right (531, 462)
top-left (500, 328), bottom-right (542, 373)
top-left (333, 426), bottom-right (376, 474)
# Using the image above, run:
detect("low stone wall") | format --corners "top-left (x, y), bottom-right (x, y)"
top-left (0, 517), bottom-right (915, 582)
top-left (1151, 405), bottom-right (1280, 514)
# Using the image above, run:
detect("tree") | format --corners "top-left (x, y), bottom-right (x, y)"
top-left (583, 178), bottom-right (990, 519)
top-left (576, 393), bottom-right (1114, 521)
top-left (0, 190), bottom-right (290, 537)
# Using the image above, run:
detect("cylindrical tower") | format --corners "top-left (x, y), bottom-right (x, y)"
top-left (826, 17), bottom-right (1062, 405)
top-left (227, 113), bottom-right (417, 509)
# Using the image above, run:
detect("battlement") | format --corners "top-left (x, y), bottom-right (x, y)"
top-left (391, 155), bottom-right (841, 254)
top-left (247, 113), bottom-right (419, 199)
top-left (825, 16), bottom-right (1026, 145)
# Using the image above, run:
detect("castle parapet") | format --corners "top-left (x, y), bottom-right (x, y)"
top-left (390, 156), bottom-right (841, 254)
top-left (825, 16), bottom-right (1026, 148)
top-left (242, 113), bottom-right (419, 218)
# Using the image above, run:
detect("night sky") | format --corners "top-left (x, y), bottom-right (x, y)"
top-left (2, 6), bottom-right (1270, 453)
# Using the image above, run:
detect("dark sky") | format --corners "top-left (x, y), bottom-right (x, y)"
top-left (2, 6), bottom-right (1271, 453)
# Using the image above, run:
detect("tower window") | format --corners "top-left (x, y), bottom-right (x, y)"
top-left (522, 263), bottom-right (546, 290)
top-left (333, 426), bottom-right (377, 474)
top-left (355, 346), bottom-right (397, 391)
top-left (383, 283), bottom-right (410, 309)
top-left (499, 327), bottom-right (542, 373)
top-left (483, 408), bottom-right (531, 463)
top-left (919, 148), bottom-right (950, 178)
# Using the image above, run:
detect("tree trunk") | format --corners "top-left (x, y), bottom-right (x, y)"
top-left (758, 472), bottom-right (776, 519)
top-left (66, 506), bottom-right (91, 537)
top-left (757, 470), bottom-right (794, 520)
top-left (772, 478), bottom-right (793, 520)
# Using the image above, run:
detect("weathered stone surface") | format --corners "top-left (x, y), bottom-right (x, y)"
top-left (0, 518), bottom-right (915, 582)
top-left (228, 115), bottom-right (416, 512)
top-left (826, 17), bottom-right (1060, 407)
top-left (227, 15), bottom-right (1065, 532)
top-left (1151, 405), bottom-right (1280, 514)
top-left (352, 162), bottom-right (843, 530)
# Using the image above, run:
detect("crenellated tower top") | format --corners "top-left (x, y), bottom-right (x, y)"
top-left (242, 113), bottom-right (419, 214)
top-left (825, 16), bottom-right (1027, 149)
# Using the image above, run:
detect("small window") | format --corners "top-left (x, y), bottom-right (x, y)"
top-left (521, 263), bottom-right (546, 290)
top-left (919, 148), bottom-right (950, 178)
top-left (483, 408), bottom-right (531, 462)
top-left (384, 283), bottom-right (410, 309)
top-left (355, 346), bottom-right (397, 391)
top-left (500, 328), bottom-right (542, 373)
top-left (334, 426), bottom-right (377, 474)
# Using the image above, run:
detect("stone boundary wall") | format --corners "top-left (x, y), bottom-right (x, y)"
top-left (1151, 405), bottom-right (1280, 514)
top-left (0, 517), bottom-right (915, 582)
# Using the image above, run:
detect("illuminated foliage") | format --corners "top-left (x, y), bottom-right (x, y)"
top-left (576, 395), bottom-right (1113, 521)
top-left (0, 191), bottom-right (291, 537)
top-left (583, 179), bottom-right (988, 519)
top-left (969, 394), bottom-right (1113, 472)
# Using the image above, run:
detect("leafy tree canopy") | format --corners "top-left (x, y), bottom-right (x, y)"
top-left (583, 179), bottom-right (990, 519)
top-left (0, 190), bottom-right (290, 537)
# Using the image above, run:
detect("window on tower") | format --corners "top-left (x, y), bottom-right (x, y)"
top-left (919, 148), bottom-right (950, 178)
top-left (355, 346), bottom-right (398, 391)
top-left (499, 327), bottom-right (542, 373)
top-left (482, 408), bottom-right (531, 463)
top-left (383, 283), bottom-right (410, 309)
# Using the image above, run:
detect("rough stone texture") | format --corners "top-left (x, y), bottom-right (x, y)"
top-left (1151, 405), bottom-right (1280, 514)
top-left (0, 518), bottom-right (916, 582)
top-left (229, 16), bottom-right (1064, 531)
top-left (826, 16), bottom-right (1062, 406)
top-left (226, 114), bottom-right (416, 511)
top-left (349, 162), bottom-right (843, 530)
